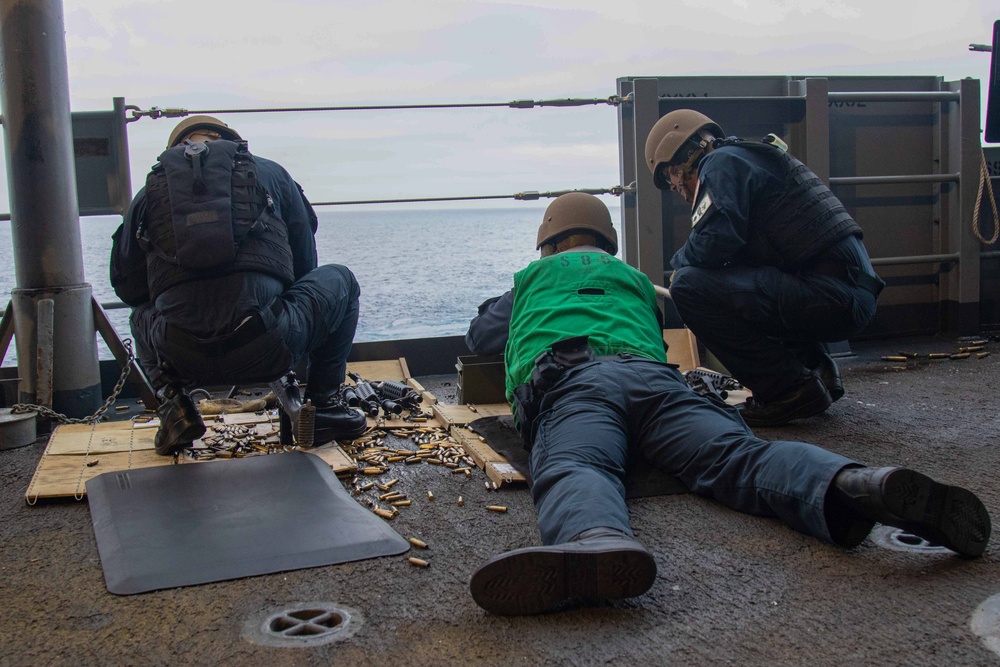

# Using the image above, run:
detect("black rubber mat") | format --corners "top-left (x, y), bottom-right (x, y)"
top-left (87, 451), bottom-right (409, 595)
top-left (468, 416), bottom-right (687, 498)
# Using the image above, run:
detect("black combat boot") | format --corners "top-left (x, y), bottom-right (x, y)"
top-left (812, 352), bottom-right (844, 402)
top-left (469, 527), bottom-right (657, 615)
top-left (739, 374), bottom-right (833, 427)
top-left (831, 467), bottom-right (991, 557)
top-left (304, 387), bottom-right (368, 445)
top-left (153, 384), bottom-right (206, 456)
top-left (269, 372), bottom-right (305, 446)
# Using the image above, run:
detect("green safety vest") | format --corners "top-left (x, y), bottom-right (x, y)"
top-left (504, 251), bottom-right (666, 399)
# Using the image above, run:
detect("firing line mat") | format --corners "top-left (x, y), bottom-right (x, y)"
top-left (87, 451), bottom-right (410, 595)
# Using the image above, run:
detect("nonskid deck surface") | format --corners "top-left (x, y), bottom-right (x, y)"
top-left (2, 335), bottom-right (999, 666)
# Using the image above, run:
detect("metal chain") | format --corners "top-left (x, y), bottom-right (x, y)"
top-left (974, 149), bottom-right (1000, 245)
top-left (11, 339), bottom-right (135, 425)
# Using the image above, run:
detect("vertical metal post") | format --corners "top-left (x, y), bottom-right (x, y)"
top-left (794, 78), bottom-right (831, 183)
top-left (0, 0), bottom-right (101, 416)
top-left (616, 79), bottom-right (638, 263)
top-left (630, 78), bottom-right (666, 288)
top-left (111, 97), bottom-right (133, 211)
top-left (942, 78), bottom-right (981, 334)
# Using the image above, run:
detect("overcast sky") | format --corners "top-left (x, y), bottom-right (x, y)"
top-left (0, 0), bottom-right (997, 213)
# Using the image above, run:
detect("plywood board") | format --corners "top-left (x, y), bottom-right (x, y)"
top-left (26, 356), bottom-right (440, 502)
top-left (27, 439), bottom-right (176, 503)
top-left (663, 328), bottom-right (700, 372)
top-left (433, 403), bottom-right (512, 426)
top-left (346, 359), bottom-right (408, 382)
top-left (450, 425), bottom-right (526, 488)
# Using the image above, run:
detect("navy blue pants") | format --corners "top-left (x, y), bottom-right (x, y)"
top-left (529, 356), bottom-right (866, 545)
top-left (669, 265), bottom-right (877, 400)
top-left (131, 264), bottom-right (360, 390)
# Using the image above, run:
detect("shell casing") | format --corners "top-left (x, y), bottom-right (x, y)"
top-left (407, 557), bottom-right (430, 567)
top-left (452, 467), bottom-right (472, 474)
top-left (408, 537), bottom-right (428, 549)
top-left (959, 346), bottom-right (984, 353)
top-left (379, 491), bottom-right (405, 501)
top-left (950, 352), bottom-right (971, 360)
top-left (391, 499), bottom-right (411, 507)
top-left (361, 467), bottom-right (386, 475)
top-left (427, 458), bottom-right (444, 465)
top-left (405, 456), bottom-right (422, 464)
top-left (898, 351), bottom-right (919, 358)
top-left (486, 505), bottom-right (508, 512)
top-left (928, 353), bottom-right (949, 359)
top-left (881, 355), bottom-right (908, 362)
top-left (427, 490), bottom-right (435, 501)
top-left (457, 496), bottom-right (464, 507)
top-left (373, 508), bottom-right (394, 519)
top-left (977, 352), bottom-right (991, 359)
top-left (386, 455), bottom-right (407, 462)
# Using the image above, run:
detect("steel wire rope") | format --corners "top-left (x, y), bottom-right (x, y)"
top-left (124, 96), bottom-right (624, 122)
top-left (309, 185), bottom-right (632, 207)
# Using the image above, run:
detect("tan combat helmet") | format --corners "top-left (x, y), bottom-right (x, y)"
top-left (166, 115), bottom-right (243, 148)
top-left (644, 110), bottom-right (723, 190)
top-left (536, 192), bottom-right (619, 255)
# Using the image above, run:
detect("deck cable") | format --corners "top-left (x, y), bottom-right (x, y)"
top-left (311, 184), bottom-right (633, 207)
top-left (124, 96), bottom-right (624, 122)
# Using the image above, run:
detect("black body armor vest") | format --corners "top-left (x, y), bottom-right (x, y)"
top-left (139, 139), bottom-right (296, 300)
top-left (716, 139), bottom-right (863, 270)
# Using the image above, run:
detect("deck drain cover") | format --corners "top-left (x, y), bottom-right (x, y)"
top-left (971, 593), bottom-right (1000, 659)
top-left (870, 525), bottom-right (951, 554)
top-left (244, 603), bottom-right (361, 648)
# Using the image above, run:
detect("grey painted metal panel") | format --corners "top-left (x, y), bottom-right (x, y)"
top-left (615, 74), bottom-right (980, 337)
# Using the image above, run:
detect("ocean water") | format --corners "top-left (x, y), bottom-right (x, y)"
top-left (0, 206), bottom-right (620, 367)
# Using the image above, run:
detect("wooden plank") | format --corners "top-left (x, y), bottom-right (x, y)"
top-left (43, 421), bottom-right (157, 455)
top-left (304, 444), bottom-right (356, 474)
top-left (663, 328), bottom-right (700, 372)
top-left (433, 403), bottom-right (512, 426)
top-left (27, 448), bottom-right (176, 502)
top-left (450, 425), bottom-right (526, 488)
top-left (346, 360), bottom-right (406, 382)
top-left (25, 356), bottom-right (430, 501)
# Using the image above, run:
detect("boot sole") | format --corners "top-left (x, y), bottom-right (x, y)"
top-left (741, 390), bottom-right (833, 427)
top-left (470, 543), bottom-right (657, 615)
top-left (880, 469), bottom-right (991, 557)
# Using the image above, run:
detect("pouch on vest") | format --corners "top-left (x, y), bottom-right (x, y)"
top-left (514, 335), bottom-right (595, 450)
top-left (164, 140), bottom-right (238, 270)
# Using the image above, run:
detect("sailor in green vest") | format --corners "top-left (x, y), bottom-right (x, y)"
top-left (465, 193), bottom-right (990, 616)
